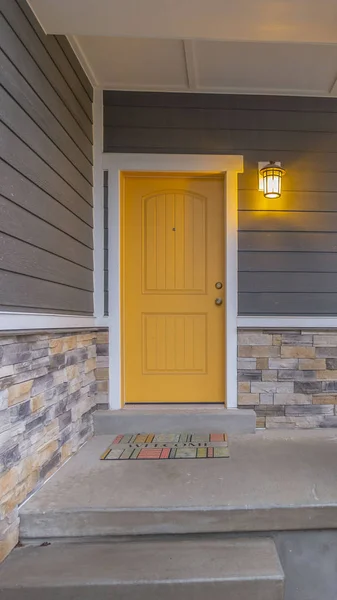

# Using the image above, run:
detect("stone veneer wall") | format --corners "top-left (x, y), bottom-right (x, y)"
top-left (96, 330), bottom-right (109, 409)
top-left (94, 328), bottom-right (337, 428)
top-left (238, 329), bottom-right (337, 429)
top-left (0, 330), bottom-right (98, 562)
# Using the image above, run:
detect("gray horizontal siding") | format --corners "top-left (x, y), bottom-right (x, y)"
top-left (239, 212), bottom-right (337, 232)
top-left (1, 0), bottom-right (92, 140)
top-left (104, 127), bottom-right (337, 153)
top-left (0, 271), bottom-right (92, 313)
top-left (0, 233), bottom-right (93, 291)
top-left (0, 305), bottom-right (90, 314)
top-left (55, 36), bottom-right (93, 102)
top-left (0, 0), bottom-right (93, 314)
top-left (239, 272), bottom-right (337, 293)
top-left (240, 170), bottom-right (337, 193)
top-left (239, 232), bottom-right (337, 253)
top-left (239, 191), bottom-right (337, 212)
top-left (0, 160), bottom-right (93, 247)
top-left (0, 85), bottom-right (92, 202)
top-left (103, 91), bottom-right (337, 113)
top-left (0, 48), bottom-right (92, 182)
top-left (104, 90), bottom-right (337, 316)
top-left (0, 195), bottom-right (93, 268)
top-left (239, 252), bottom-right (337, 273)
top-left (1, 14), bottom-right (92, 161)
top-left (0, 124), bottom-right (93, 225)
top-left (17, 0), bottom-right (93, 119)
top-left (104, 105), bottom-right (337, 133)
top-left (239, 294), bottom-right (337, 315)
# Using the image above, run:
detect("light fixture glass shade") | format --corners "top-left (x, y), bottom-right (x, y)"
top-left (260, 161), bottom-right (285, 199)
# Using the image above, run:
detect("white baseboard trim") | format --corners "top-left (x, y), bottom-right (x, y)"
top-left (238, 316), bottom-right (337, 329)
top-left (0, 312), bottom-right (97, 331)
top-left (2, 313), bottom-right (337, 333)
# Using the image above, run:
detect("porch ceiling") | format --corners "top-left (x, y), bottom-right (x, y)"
top-left (28, 0), bottom-right (337, 96)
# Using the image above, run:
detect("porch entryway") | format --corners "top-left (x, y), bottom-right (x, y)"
top-left (102, 154), bottom-right (242, 410)
top-left (3, 428), bottom-right (337, 599)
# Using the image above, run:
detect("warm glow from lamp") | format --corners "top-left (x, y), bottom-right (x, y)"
top-left (259, 161), bottom-right (285, 199)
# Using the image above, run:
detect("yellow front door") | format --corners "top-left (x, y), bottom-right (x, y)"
top-left (122, 173), bottom-right (225, 404)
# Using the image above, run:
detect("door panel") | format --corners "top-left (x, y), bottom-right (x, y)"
top-left (142, 313), bottom-right (207, 373)
top-left (123, 174), bottom-right (225, 403)
top-left (142, 191), bottom-right (206, 293)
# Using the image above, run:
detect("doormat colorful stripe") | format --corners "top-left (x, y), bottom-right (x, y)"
top-left (101, 433), bottom-right (229, 460)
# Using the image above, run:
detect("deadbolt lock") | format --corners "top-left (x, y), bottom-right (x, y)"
top-left (215, 282), bottom-right (223, 289)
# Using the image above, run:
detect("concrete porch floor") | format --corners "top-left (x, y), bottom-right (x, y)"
top-left (20, 429), bottom-right (337, 539)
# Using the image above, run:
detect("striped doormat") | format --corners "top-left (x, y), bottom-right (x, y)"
top-left (101, 433), bottom-right (229, 460)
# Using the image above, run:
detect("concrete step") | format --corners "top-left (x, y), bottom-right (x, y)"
top-left (20, 433), bottom-right (337, 542)
top-left (94, 407), bottom-right (256, 435)
top-left (0, 538), bottom-right (284, 600)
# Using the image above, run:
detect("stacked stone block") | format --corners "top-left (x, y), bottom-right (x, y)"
top-left (0, 331), bottom-right (98, 562)
top-left (96, 330), bottom-right (109, 409)
top-left (238, 329), bottom-right (337, 429)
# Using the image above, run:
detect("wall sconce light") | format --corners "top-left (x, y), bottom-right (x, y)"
top-left (258, 161), bottom-right (285, 199)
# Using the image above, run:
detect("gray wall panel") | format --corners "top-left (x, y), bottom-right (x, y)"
top-left (17, 0), bottom-right (92, 120)
top-left (236, 151), bottom-right (337, 171)
top-left (239, 191), bottom-right (337, 212)
top-left (0, 86), bottom-right (92, 202)
top-left (239, 293), bottom-right (337, 315)
top-left (0, 124), bottom-right (93, 226)
top-left (0, 48), bottom-right (92, 182)
top-left (0, 271), bottom-right (93, 313)
top-left (239, 232), bottom-right (337, 253)
top-left (104, 104), bottom-right (337, 133)
top-left (0, 0), bottom-right (93, 142)
top-left (0, 195), bottom-right (93, 269)
top-left (239, 170), bottom-right (337, 193)
top-left (240, 272), bottom-right (337, 293)
top-left (103, 90), bottom-right (337, 112)
top-left (103, 90), bottom-right (337, 315)
top-left (239, 252), bottom-right (337, 273)
top-left (0, 15), bottom-right (92, 162)
top-left (0, 305), bottom-right (89, 314)
top-left (0, 233), bottom-right (93, 291)
top-left (104, 127), bottom-right (337, 153)
top-left (0, 160), bottom-right (93, 248)
top-left (239, 211), bottom-right (337, 232)
top-left (55, 36), bottom-right (93, 102)
top-left (0, 0), bottom-right (93, 314)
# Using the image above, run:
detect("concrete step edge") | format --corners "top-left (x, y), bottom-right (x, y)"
top-left (0, 538), bottom-right (284, 588)
top-left (93, 408), bottom-right (256, 435)
top-left (20, 504), bottom-right (337, 541)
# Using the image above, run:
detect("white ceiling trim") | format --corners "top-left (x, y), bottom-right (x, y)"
top-left (329, 72), bottom-right (337, 95)
top-left (27, 0), bottom-right (337, 45)
top-left (26, 0), bottom-right (48, 34)
top-left (100, 82), bottom-right (189, 92)
top-left (67, 33), bottom-right (337, 97)
top-left (183, 40), bottom-right (198, 90)
top-left (195, 85), bottom-right (337, 97)
top-left (100, 86), bottom-right (337, 97)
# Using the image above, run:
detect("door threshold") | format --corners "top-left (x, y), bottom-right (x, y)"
top-left (94, 407), bottom-right (256, 434)
top-left (123, 403), bottom-right (226, 411)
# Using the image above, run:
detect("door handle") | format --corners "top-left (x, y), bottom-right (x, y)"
top-left (215, 298), bottom-right (223, 306)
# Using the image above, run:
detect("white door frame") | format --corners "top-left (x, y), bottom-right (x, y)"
top-left (101, 153), bottom-right (243, 410)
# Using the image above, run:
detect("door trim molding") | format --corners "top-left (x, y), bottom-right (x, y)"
top-left (102, 153), bottom-right (243, 410)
